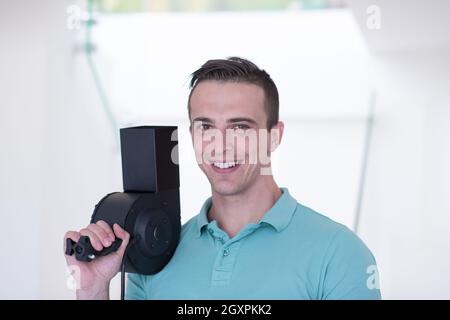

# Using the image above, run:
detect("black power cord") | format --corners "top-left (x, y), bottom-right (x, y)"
top-left (120, 258), bottom-right (126, 300)
top-left (120, 236), bottom-right (139, 300)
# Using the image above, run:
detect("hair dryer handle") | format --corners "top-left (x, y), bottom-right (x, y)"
top-left (65, 236), bottom-right (122, 262)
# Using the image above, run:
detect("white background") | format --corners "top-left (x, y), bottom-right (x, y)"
top-left (0, 0), bottom-right (449, 299)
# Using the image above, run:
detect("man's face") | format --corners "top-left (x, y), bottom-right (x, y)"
top-left (189, 80), bottom-right (279, 196)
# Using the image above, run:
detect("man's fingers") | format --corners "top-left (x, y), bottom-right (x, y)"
top-left (79, 228), bottom-right (103, 251)
top-left (87, 223), bottom-right (112, 247)
top-left (113, 224), bottom-right (130, 256)
top-left (96, 220), bottom-right (115, 242)
top-left (112, 223), bottom-right (129, 240)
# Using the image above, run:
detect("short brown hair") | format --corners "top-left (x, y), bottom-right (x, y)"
top-left (188, 57), bottom-right (279, 129)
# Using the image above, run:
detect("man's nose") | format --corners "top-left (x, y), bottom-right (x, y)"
top-left (211, 128), bottom-right (234, 157)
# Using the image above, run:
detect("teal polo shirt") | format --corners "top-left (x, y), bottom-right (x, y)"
top-left (126, 188), bottom-right (381, 300)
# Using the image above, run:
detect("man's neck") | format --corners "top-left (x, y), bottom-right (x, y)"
top-left (208, 178), bottom-right (282, 238)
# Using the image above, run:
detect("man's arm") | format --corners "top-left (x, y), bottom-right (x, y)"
top-left (320, 227), bottom-right (381, 300)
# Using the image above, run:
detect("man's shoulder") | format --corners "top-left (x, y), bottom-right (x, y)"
top-left (290, 202), bottom-right (347, 240)
top-left (289, 201), bottom-right (374, 259)
top-left (179, 214), bottom-right (200, 238)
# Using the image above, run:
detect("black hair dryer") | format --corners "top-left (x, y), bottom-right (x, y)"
top-left (65, 126), bottom-right (181, 275)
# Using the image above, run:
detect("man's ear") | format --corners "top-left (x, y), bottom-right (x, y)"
top-left (270, 121), bottom-right (284, 152)
top-left (189, 124), bottom-right (193, 145)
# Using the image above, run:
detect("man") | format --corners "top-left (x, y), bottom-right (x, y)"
top-left (64, 57), bottom-right (381, 300)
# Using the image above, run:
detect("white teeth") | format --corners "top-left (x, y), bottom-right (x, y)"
top-left (213, 162), bottom-right (237, 169)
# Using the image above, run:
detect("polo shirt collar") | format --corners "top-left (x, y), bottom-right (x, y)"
top-left (195, 187), bottom-right (297, 237)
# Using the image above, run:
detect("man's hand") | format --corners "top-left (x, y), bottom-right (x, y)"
top-left (64, 221), bottom-right (130, 300)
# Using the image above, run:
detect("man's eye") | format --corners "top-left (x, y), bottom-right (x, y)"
top-left (200, 124), bottom-right (211, 130)
top-left (233, 124), bottom-right (249, 130)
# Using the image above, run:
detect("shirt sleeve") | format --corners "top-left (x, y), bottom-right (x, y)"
top-left (126, 273), bottom-right (147, 300)
top-left (320, 227), bottom-right (382, 300)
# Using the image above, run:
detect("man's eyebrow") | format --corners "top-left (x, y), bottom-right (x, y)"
top-left (192, 117), bottom-right (258, 125)
top-left (227, 117), bottom-right (257, 125)
top-left (192, 117), bottom-right (214, 123)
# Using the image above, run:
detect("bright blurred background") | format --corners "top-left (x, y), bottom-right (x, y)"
top-left (0, 0), bottom-right (449, 299)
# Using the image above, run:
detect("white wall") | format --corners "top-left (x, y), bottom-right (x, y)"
top-left (346, 0), bottom-right (450, 299)
top-left (0, 0), bottom-right (47, 299)
top-left (0, 0), bottom-right (123, 299)
top-left (359, 50), bottom-right (450, 299)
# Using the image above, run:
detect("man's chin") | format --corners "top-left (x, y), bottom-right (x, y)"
top-left (211, 183), bottom-right (243, 196)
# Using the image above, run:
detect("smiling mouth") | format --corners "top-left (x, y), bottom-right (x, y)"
top-left (210, 161), bottom-right (241, 174)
